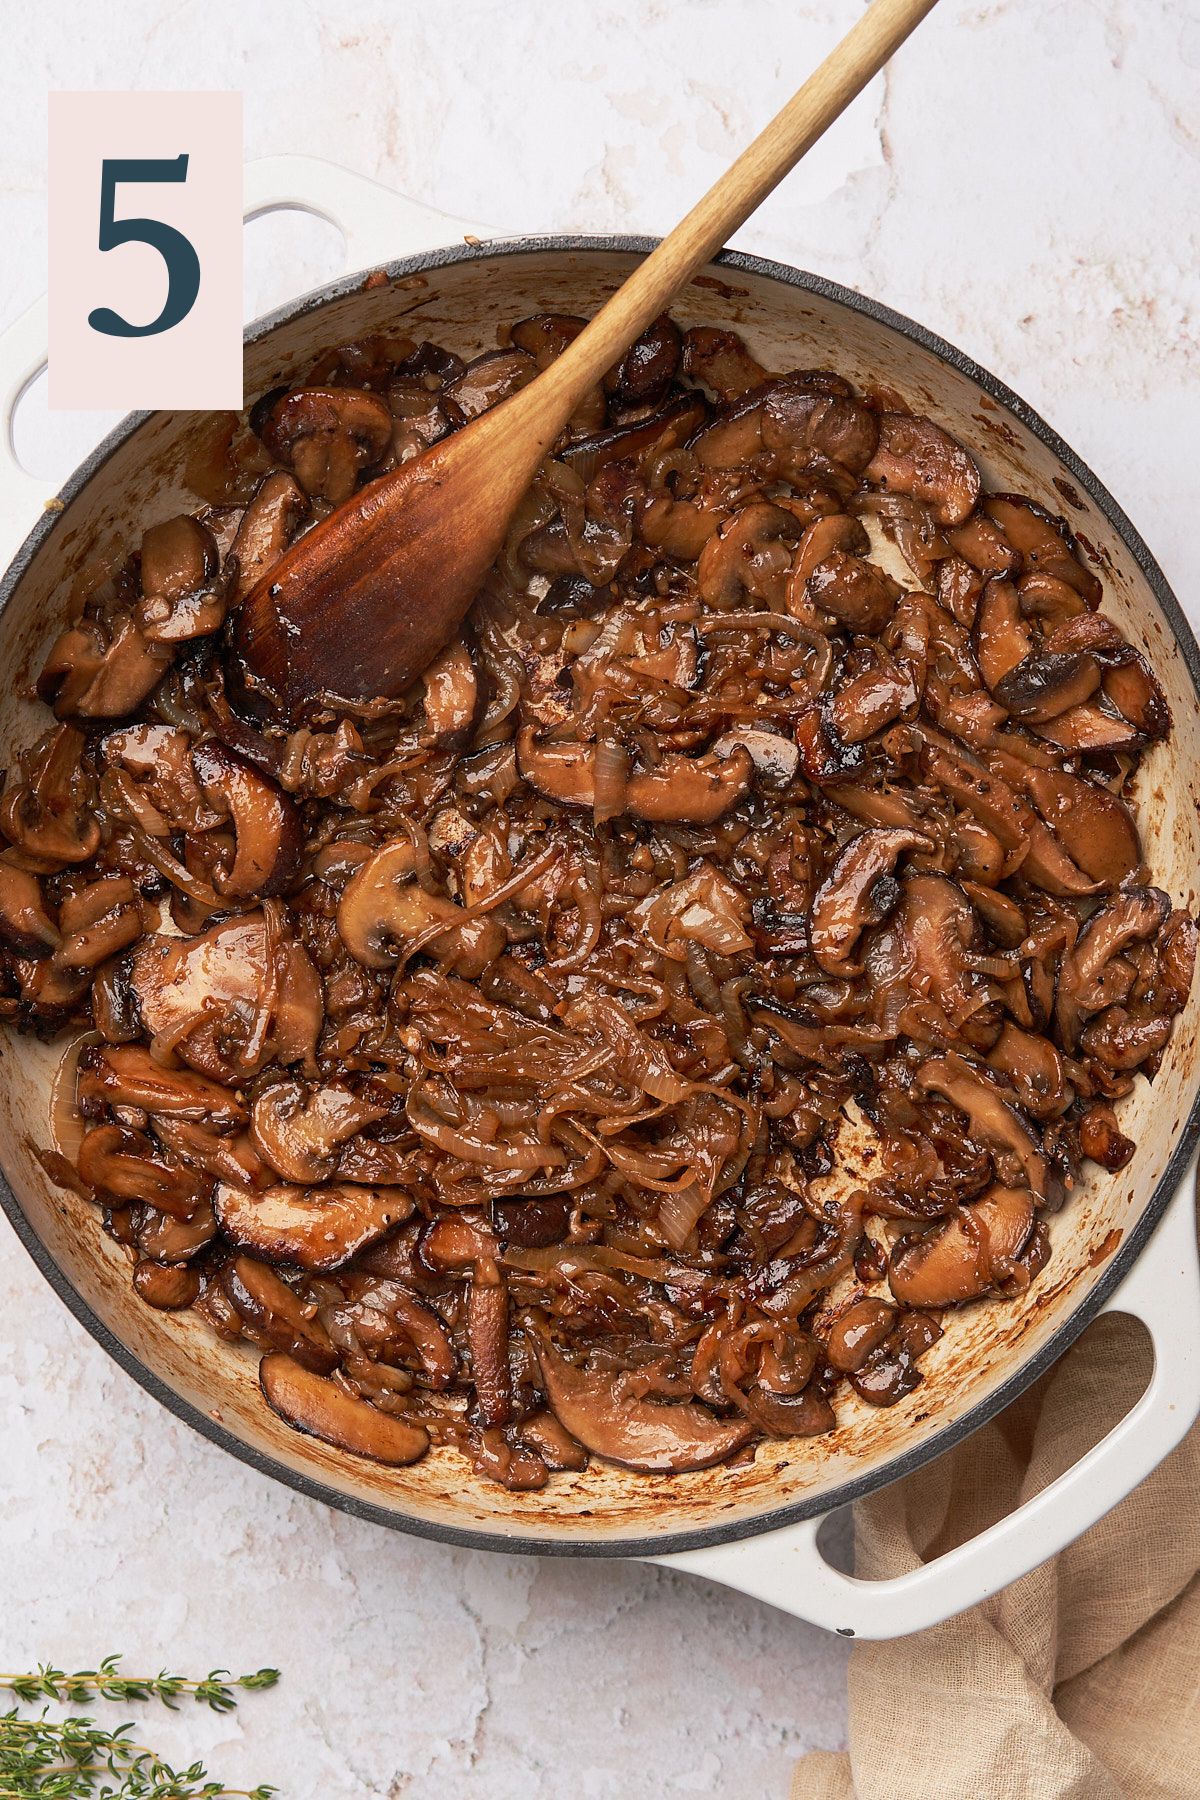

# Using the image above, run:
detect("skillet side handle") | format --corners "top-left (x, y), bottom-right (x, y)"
top-left (241, 153), bottom-right (494, 273)
top-left (0, 156), bottom-right (495, 570)
top-left (0, 296), bottom-right (57, 561)
top-left (649, 1155), bottom-right (1200, 1640)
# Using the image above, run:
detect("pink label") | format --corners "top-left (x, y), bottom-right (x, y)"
top-left (48, 91), bottom-right (243, 411)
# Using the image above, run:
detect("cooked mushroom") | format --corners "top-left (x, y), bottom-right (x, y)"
top-left (214, 1180), bottom-right (413, 1271)
top-left (1055, 887), bottom-right (1171, 1051)
top-left (129, 914), bottom-right (296, 1083)
top-left (133, 1260), bottom-right (202, 1310)
top-left (987, 1021), bottom-right (1071, 1119)
top-left (760, 377), bottom-right (880, 477)
top-left (517, 728), bottom-right (753, 824)
top-left (137, 515), bottom-right (228, 643)
top-left (1023, 768), bottom-right (1141, 890)
top-left (696, 503), bottom-right (797, 612)
top-left (806, 551), bottom-right (901, 636)
top-left (257, 387), bottom-right (393, 504)
top-left (864, 412), bottom-right (980, 526)
top-left (0, 857), bottom-right (59, 957)
top-left (889, 1185), bottom-right (1036, 1307)
top-left (809, 827), bottom-right (928, 974)
top-left (973, 578), bottom-right (1034, 692)
top-left (259, 1353), bottom-right (429, 1464)
top-left (222, 1256), bottom-right (337, 1371)
top-left (915, 1051), bottom-right (1051, 1199)
top-left (681, 325), bottom-right (766, 400)
top-left (190, 741), bottom-right (301, 897)
top-left (55, 876), bottom-right (141, 969)
top-left (230, 471), bottom-right (310, 600)
top-left (336, 839), bottom-right (504, 975)
top-left (826, 1296), bottom-right (897, 1373)
top-left (993, 650), bottom-right (1101, 722)
top-left (78, 1043), bottom-right (247, 1123)
top-left (251, 1078), bottom-right (386, 1183)
top-left (446, 348), bottom-right (538, 421)
top-left (0, 726), bottom-right (101, 864)
top-left (605, 314), bottom-right (682, 407)
top-left (533, 1337), bottom-right (752, 1473)
top-left (38, 615), bottom-right (173, 720)
top-left (78, 1123), bottom-right (207, 1217)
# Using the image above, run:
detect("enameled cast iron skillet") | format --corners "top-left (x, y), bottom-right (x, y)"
top-left (1, 158), bottom-right (1197, 1637)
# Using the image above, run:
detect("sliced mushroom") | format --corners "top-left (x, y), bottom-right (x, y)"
top-left (129, 915), bottom-right (282, 1083)
top-left (809, 827), bottom-right (928, 974)
top-left (806, 552), bottom-right (901, 636)
top-left (889, 1186), bottom-right (1036, 1308)
top-left (152, 1117), bottom-right (265, 1186)
top-left (993, 650), bottom-right (1101, 722)
top-left (626, 746), bottom-right (753, 823)
top-left (230, 471), bottom-right (310, 600)
top-left (222, 1256), bottom-right (338, 1371)
top-left (140, 515), bottom-right (217, 601)
top-left (251, 1078), bottom-right (386, 1183)
top-left (133, 1260), bottom-right (201, 1310)
top-left (513, 1408), bottom-right (588, 1471)
top-left (0, 726), bottom-right (101, 865)
top-left (984, 494), bottom-right (1102, 605)
top-left (0, 857), bottom-right (59, 957)
top-left (696, 503), bottom-right (797, 612)
top-left (78, 1123), bottom-right (207, 1217)
top-left (972, 578), bottom-right (1034, 692)
top-left (915, 1051), bottom-right (1050, 1199)
top-left (214, 1180), bottom-right (413, 1271)
top-left (38, 615), bottom-right (173, 720)
top-left (1032, 700), bottom-right (1142, 755)
top-left (828, 661), bottom-right (917, 744)
top-left (987, 1022), bottom-right (1071, 1119)
top-left (533, 1337), bottom-right (752, 1473)
top-left (260, 1353), bottom-right (429, 1464)
top-left (761, 378), bottom-right (880, 477)
top-left (605, 314), bottom-right (682, 407)
top-left (135, 1200), bottom-right (217, 1264)
top-left (559, 393), bottom-right (706, 482)
top-left (864, 412), bottom-right (980, 526)
top-left (1077, 1101), bottom-right (1136, 1171)
top-left (711, 727), bottom-right (799, 789)
top-left (1023, 768), bottom-right (1141, 890)
top-left (258, 387), bottom-right (393, 504)
top-left (681, 325), bottom-right (767, 400)
top-left (190, 741), bottom-right (301, 898)
top-left (826, 1297), bottom-right (898, 1373)
top-left (467, 1268), bottom-right (512, 1427)
top-left (55, 876), bottom-right (142, 969)
top-left (336, 839), bottom-right (504, 975)
top-left (1101, 650), bottom-right (1170, 739)
top-left (1055, 887), bottom-right (1171, 1051)
top-left (78, 1043), bottom-right (248, 1123)
top-left (445, 348), bottom-right (538, 421)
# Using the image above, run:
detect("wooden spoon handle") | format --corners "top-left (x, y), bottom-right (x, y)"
top-left (544, 0), bottom-right (939, 405)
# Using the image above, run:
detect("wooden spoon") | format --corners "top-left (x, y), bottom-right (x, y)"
top-left (234, 0), bottom-right (940, 718)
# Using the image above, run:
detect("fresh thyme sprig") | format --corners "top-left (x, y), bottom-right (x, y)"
top-left (0, 1658), bottom-right (280, 1798)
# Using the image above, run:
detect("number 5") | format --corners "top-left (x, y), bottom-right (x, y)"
top-left (88, 154), bottom-right (202, 339)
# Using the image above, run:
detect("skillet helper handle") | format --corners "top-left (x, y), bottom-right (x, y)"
top-left (651, 1155), bottom-right (1200, 1640)
top-left (0, 155), bottom-right (493, 569)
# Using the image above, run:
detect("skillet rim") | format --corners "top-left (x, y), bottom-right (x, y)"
top-left (1, 233), bottom-right (1198, 1560)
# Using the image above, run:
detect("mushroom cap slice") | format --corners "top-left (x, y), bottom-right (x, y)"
top-left (0, 858), bottom-right (59, 957)
top-left (809, 827), bottom-right (929, 975)
top-left (222, 1255), bottom-right (337, 1372)
top-left (78, 1043), bottom-right (248, 1124)
top-left (259, 1354), bottom-right (428, 1465)
top-left (915, 1051), bottom-right (1051, 1201)
top-left (533, 1337), bottom-right (752, 1473)
top-left (214, 1181), bottom-right (413, 1271)
top-left (889, 1186), bottom-right (1036, 1308)
top-left (129, 915), bottom-right (283, 1083)
top-left (865, 412), bottom-right (981, 526)
top-left (251, 1078), bottom-right (386, 1183)
top-left (191, 741), bottom-right (302, 898)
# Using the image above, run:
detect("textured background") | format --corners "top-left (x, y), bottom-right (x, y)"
top-left (1, 3), bottom-right (1197, 1795)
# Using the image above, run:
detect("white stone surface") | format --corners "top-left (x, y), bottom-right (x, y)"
top-left (0, 2), bottom-right (1197, 1794)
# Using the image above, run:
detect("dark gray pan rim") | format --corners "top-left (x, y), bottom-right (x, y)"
top-left (2, 234), bottom-right (1198, 1566)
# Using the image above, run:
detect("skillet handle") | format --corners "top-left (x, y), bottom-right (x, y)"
top-left (650, 1155), bottom-right (1200, 1640)
top-left (0, 155), bottom-right (494, 569)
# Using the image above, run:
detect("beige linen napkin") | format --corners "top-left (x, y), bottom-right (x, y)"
top-left (793, 1275), bottom-right (1200, 1800)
